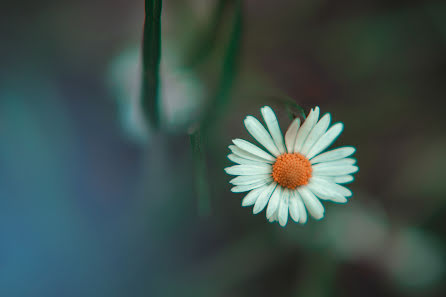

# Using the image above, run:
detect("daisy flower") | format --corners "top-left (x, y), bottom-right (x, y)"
top-left (225, 106), bottom-right (358, 227)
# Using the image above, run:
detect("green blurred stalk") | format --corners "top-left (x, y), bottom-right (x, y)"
top-left (189, 127), bottom-right (211, 216)
top-left (141, 0), bottom-right (162, 130)
top-left (215, 0), bottom-right (243, 107)
top-left (185, 0), bottom-right (229, 68)
top-left (190, 0), bottom-right (243, 215)
top-left (202, 0), bottom-right (243, 132)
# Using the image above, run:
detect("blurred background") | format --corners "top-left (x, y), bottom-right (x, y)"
top-left (1, 0), bottom-right (446, 296)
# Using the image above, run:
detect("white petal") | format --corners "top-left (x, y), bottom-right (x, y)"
top-left (242, 186), bottom-right (266, 206)
top-left (230, 174), bottom-right (272, 186)
top-left (294, 191), bottom-right (308, 224)
top-left (334, 184), bottom-right (352, 197)
top-left (310, 146), bottom-right (356, 164)
top-left (301, 113), bottom-right (331, 156)
top-left (229, 145), bottom-right (273, 164)
top-left (285, 117), bottom-right (300, 153)
top-left (244, 116), bottom-right (280, 156)
top-left (253, 183), bottom-right (277, 214)
top-left (298, 186), bottom-right (325, 220)
top-left (333, 175), bottom-right (354, 184)
top-left (260, 106), bottom-right (286, 154)
top-left (266, 186), bottom-right (282, 219)
top-left (233, 139), bottom-right (275, 162)
top-left (228, 154), bottom-right (269, 166)
top-left (288, 191), bottom-right (300, 222)
top-left (278, 189), bottom-right (290, 227)
top-left (306, 123), bottom-right (344, 159)
top-left (268, 208), bottom-right (279, 222)
top-left (293, 107), bottom-right (320, 153)
top-left (312, 164), bottom-right (358, 176)
top-left (225, 164), bottom-right (272, 176)
top-left (310, 176), bottom-right (352, 197)
top-left (313, 175), bottom-right (354, 185)
top-left (231, 179), bottom-right (272, 193)
top-left (312, 158), bottom-right (356, 169)
top-left (306, 178), bottom-right (347, 203)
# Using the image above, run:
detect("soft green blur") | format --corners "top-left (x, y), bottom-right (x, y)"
top-left (1, 1), bottom-right (446, 297)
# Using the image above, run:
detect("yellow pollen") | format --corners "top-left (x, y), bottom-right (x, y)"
top-left (272, 153), bottom-right (312, 189)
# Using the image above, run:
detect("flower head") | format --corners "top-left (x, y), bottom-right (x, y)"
top-left (225, 106), bottom-right (358, 227)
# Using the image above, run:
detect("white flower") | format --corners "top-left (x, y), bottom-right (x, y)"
top-left (225, 106), bottom-right (358, 227)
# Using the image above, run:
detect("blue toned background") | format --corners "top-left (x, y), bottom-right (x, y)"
top-left (1, 0), bottom-right (446, 296)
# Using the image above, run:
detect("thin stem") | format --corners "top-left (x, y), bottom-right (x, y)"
top-left (141, 0), bottom-right (163, 130)
top-left (189, 127), bottom-right (211, 216)
top-left (202, 0), bottom-right (243, 134)
top-left (185, 0), bottom-right (229, 68)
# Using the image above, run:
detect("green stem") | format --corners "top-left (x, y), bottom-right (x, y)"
top-left (189, 127), bottom-right (211, 216)
top-left (185, 0), bottom-right (229, 68)
top-left (190, 0), bottom-right (243, 215)
top-left (216, 0), bottom-right (243, 107)
top-left (202, 0), bottom-right (243, 133)
top-left (141, 0), bottom-right (163, 130)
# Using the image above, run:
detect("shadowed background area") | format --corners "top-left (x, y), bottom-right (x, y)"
top-left (1, 0), bottom-right (446, 296)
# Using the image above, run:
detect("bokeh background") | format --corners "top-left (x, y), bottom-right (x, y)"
top-left (1, 0), bottom-right (446, 296)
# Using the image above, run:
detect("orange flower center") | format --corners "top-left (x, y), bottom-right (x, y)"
top-left (272, 153), bottom-right (312, 189)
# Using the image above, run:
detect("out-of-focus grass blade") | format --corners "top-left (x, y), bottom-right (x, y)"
top-left (189, 127), bottom-right (211, 216)
top-left (214, 0), bottom-right (243, 110)
top-left (141, 0), bottom-right (162, 130)
top-left (185, 0), bottom-right (229, 68)
top-left (202, 0), bottom-right (243, 132)
top-left (188, 1), bottom-right (243, 215)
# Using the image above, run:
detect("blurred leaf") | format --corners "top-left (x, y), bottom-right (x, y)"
top-left (141, 0), bottom-right (162, 129)
top-left (189, 127), bottom-right (211, 216)
top-left (280, 96), bottom-right (307, 121)
top-left (202, 0), bottom-right (243, 133)
top-left (185, 0), bottom-right (230, 68)
top-left (187, 0), bottom-right (243, 215)
top-left (265, 95), bottom-right (307, 120)
top-left (214, 0), bottom-right (243, 111)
